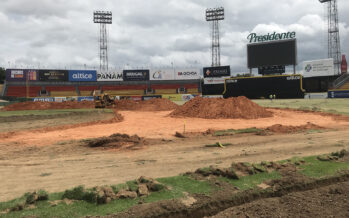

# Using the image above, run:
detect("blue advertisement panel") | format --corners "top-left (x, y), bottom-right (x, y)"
top-left (6, 69), bottom-right (38, 82)
top-left (69, 70), bottom-right (97, 82)
top-left (328, 90), bottom-right (349, 98)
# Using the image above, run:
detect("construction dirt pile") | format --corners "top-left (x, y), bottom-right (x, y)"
top-left (170, 96), bottom-right (273, 119)
top-left (266, 122), bottom-right (323, 134)
top-left (115, 98), bottom-right (179, 111)
top-left (3, 101), bottom-right (94, 111)
top-left (86, 133), bottom-right (146, 150)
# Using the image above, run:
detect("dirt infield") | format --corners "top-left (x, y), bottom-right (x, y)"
top-left (115, 98), bottom-right (179, 111)
top-left (170, 97), bottom-right (273, 119)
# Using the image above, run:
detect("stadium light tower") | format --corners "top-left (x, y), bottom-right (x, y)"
top-left (206, 7), bottom-right (224, 67)
top-left (319, 0), bottom-right (341, 74)
top-left (93, 11), bottom-right (112, 71)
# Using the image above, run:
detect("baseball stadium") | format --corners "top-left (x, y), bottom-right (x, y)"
top-left (1, 1), bottom-right (349, 217)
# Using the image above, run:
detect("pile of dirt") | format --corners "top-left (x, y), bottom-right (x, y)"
top-left (115, 98), bottom-right (179, 111)
top-left (170, 96), bottom-right (273, 119)
top-left (86, 133), bottom-right (145, 150)
top-left (266, 122), bottom-right (323, 134)
top-left (3, 101), bottom-right (94, 111)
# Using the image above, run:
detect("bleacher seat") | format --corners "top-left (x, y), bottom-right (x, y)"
top-left (50, 91), bottom-right (78, 97)
top-left (339, 82), bottom-right (349, 90)
top-left (6, 86), bottom-right (41, 97)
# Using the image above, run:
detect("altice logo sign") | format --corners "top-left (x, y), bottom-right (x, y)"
top-left (247, 31), bottom-right (296, 43)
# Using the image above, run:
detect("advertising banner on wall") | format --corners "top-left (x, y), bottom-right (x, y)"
top-left (303, 59), bottom-right (334, 77)
top-left (203, 66), bottom-right (231, 78)
top-left (204, 77), bottom-right (230, 85)
top-left (328, 90), bottom-right (349, 98)
top-left (162, 94), bottom-right (182, 101)
top-left (150, 69), bottom-right (175, 81)
top-left (39, 70), bottom-right (68, 81)
top-left (5, 69), bottom-right (38, 82)
top-left (77, 96), bottom-right (94, 102)
top-left (142, 95), bottom-right (162, 101)
top-left (69, 70), bottom-right (97, 82)
top-left (33, 98), bottom-right (55, 102)
top-left (123, 70), bottom-right (149, 81)
top-left (97, 71), bottom-right (123, 81)
top-left (175, 69), bottom-right (201, 80)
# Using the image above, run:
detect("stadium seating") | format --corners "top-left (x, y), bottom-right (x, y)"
top-left (338, 81), bottom-right (349, 90)
top-left (50, 91), bottom-right (78, 97)
top-left (6, 86), bottom-right (42, 97)
top-left (151, 84), bottom-right (180, 94)
top-left (184, 84), bottom-right (199, 94)
top-left (78, 86), bottom-right (99, 96)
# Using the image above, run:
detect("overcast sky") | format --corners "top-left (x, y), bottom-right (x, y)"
top-left (0, 0), bottom-right (348, 73)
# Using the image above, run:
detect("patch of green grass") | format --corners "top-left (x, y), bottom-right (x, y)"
top-left (126, 180), bottom-right (139, 192)
top-left (1, 198), bottom-right (138, 218)
top-left (221, 171), bottom-right (281, 190)
top-left (300, 156), bottom-right (349, 178)
top-left (253, 99), bottom-right (349, 116)
top-left (214, 128), bottom-right (262, 136)
top-left (0, 109), bottom-right (113, 117)
top-left (111, 184), bottom-right (128, 194)
top-left (143, 175), bottom-right (213, 203)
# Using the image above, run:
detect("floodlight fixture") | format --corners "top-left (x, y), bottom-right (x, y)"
top-left (93, 11), bottom-right (112, 24)
top-left (206, 7), bottom-right (224, 67)
top-left (206, 7), bottom-right (224, 21)
top-left (319, 0), bottom-right (341, 74)
top-left (93, 11), bottom-right (112, 71)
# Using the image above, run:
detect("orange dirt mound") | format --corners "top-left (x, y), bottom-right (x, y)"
top-left (170, 96), bottom-right (273, 119)
top-left (266, 122), bottom-right (323, 134)
top-left (115, 98), bottom-right (179, 111)
top-left (3, 101), bottom-right (94, 111)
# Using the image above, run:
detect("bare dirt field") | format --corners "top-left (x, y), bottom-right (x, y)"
top-left (1, 105), bottom-right (349, 202)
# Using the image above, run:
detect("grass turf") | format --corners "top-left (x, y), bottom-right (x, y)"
top-left (253, 99), bottom-right (349, 116)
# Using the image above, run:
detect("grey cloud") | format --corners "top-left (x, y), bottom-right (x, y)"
top-left (0, 0), bottom-right (348, 72)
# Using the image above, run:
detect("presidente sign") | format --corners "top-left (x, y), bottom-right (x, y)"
top-left (247, 31), bottom-right (296, 43)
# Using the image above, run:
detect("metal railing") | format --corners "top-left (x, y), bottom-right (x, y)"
top-left (332, 73), bottom-right (349, 89)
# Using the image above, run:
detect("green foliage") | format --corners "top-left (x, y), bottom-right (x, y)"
top-left (62, 186), bottom-right (86, 201)
top-left (111, 184), bottom-right (128, 194)
top-left (1, 198), bottom-right (138, 218)
top-left (157, 175), bottom-right (212, 195)
top-left (253, 99), bottom-right (349, 116)
top-left (331, 149), bottom-right (348, 158)
top-left (126, 180), bottom-right (139, 192)
top-left (214, 128), bottom-right (262, 136)
top-left (300, 156), bottom-right (349, 178)
top-left (222, 171), bottom-right (281, 190)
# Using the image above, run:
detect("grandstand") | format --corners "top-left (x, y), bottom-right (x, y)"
top-left (2, 69), bottom-right (202, 99)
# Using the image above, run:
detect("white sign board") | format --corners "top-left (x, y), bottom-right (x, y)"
top-left (150, 69), bottom-right (175, 80)
top-left (97, 71), bottom-right (123, 81)
top-left (175, 68), bottom-right (201, 80)
top-left (204, 77), bottom-right (230, 85)
top-left (303, 58), bottom-right (334, 77)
